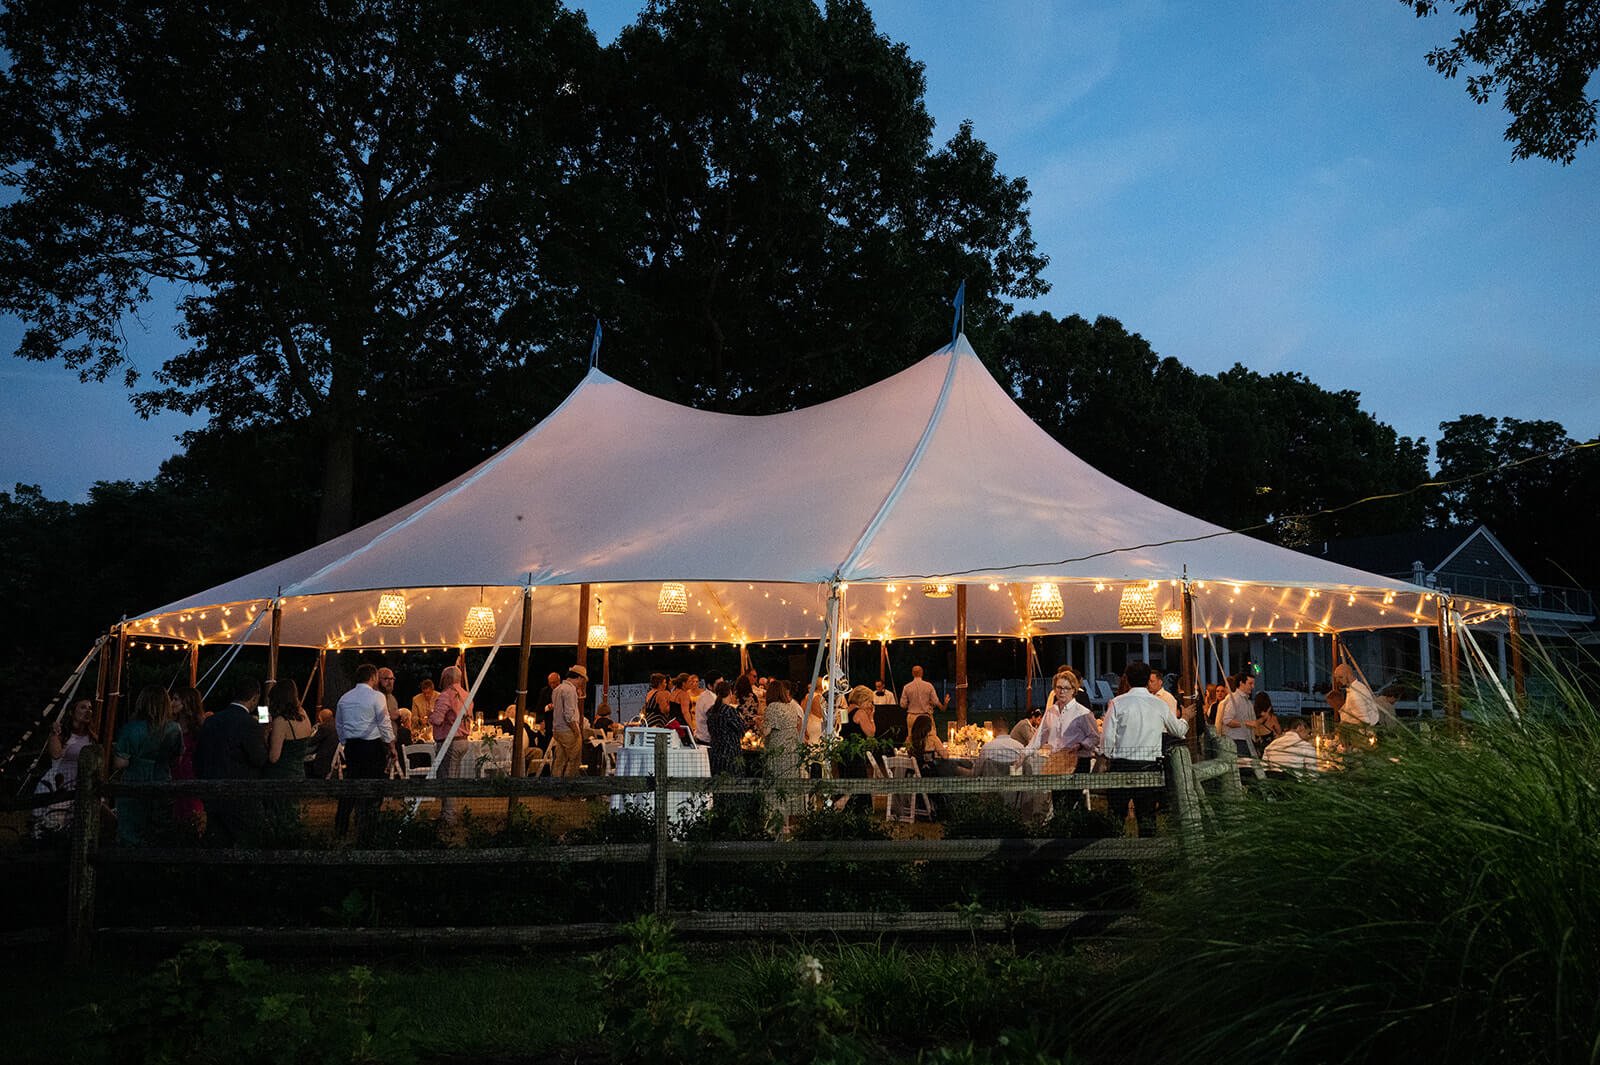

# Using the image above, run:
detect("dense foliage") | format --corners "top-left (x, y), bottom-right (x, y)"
top-left (1086, 672), bottom-right (1600, 1064)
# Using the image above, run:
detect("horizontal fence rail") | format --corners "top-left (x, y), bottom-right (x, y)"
top-left (13, 742), bottom-right (1249, 963)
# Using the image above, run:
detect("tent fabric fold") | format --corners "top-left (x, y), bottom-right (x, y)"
top-left (127, 336), bottom-right (1468, 651)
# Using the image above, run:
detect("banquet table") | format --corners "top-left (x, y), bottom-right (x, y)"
top-left (450, 735), bottom-right (514, 778)
top-left (611, 727), bottom-right (711, 822)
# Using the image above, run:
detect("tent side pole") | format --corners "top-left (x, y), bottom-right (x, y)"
top-left (91, 626), bottom-right (114, 732)
top-left (1179, 581), bottom-right (1199, 760)
top-left (1440, 600), bottom-right (1461, 720)
top-left (878, 640), bottom-right (887, 686)
top-left (100, 625), bottom-right (128, 778)
top-left (187, 641), bottom-right (199, 688)
top-left (576, 584), bottom-right (592, 677)
top-left (954, 584), bottom-right (968, 727)
top-left (512, 587), bottom-right (534, 779)
top-left (1022, 636), bottom-right (1034, 712)
top-left (1507, 608), bottom-right (1526, 699)
top-left (315, 648), bottom-right (327, 712)
top-left (265, 599), bottom-right (283, 704)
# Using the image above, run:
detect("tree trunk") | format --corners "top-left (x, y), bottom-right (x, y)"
top-left (316, 420), bottom-right (357, 541)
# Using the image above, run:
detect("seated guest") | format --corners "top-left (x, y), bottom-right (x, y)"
top-left (1255, 693), bottom-right (1283, 741)
top-left (591, 702), bottom-right (614, 732)
top-left (978, 733), bottom-right (1025, 772)
top-left (909, 716), bottom-right (972, 776)
top-left (872, 689), bottom-right (908, 745)
top-left (394, 708), bottom-right (414, 749)
top-left (1263, 717), bottom-right (1319, 774)
top-left (1010, 708), bottom-right (1043, 745)
top-left (308, 708), bottom-right (339, 779)
top-left (411, 677), bottom-right (438, 725)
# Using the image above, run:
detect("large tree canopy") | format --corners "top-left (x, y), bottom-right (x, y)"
top-left (589, 0), bottom-right (1047, 410)
top-left (0, 0), bottom-right (1047, 541)
top-left (1403, 0), bottom-right (1600, 163)
top-left (0, 0), bottom-right (608, 538)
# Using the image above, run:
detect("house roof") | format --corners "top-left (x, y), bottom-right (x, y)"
top-left (1303, 528), bottom-right (1481, 578)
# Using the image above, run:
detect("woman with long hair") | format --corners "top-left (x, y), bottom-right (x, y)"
top-left (641, 673), bottom-right (672, 728)
top-left (113, 685), bottom-right (182, 844)
top-left (169, 687), bottom-right (206, 831)
top-left (265, 679), bottom-right (314, 830)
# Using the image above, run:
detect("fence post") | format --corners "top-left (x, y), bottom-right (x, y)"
top-left (1210, 727), bottom-right (1246, 801)
top-left (652, 733), bottom-right (669, 917)
top-left (67, 743), bottom-right (103, 966)
top-left (1166, 745), bottom-right (1204, 849)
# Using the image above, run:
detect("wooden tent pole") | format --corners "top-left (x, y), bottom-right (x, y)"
top-left (1179, 581), bottom-right (1199, 759)
top-left (187, 640), bottom-right (199, 688)
top-left (576, 584), bottom-right (591, 672)
top-left (512, 586), bottom-right (534, 778)
top-left (1022, 635), bottom-right (1034, 711)
top-left (954, 584), bottom-right (969, 727)
top-left (265, 599), bottom-right (283, 705)
top-left (314, 648), bottom-right (327, 712)
top-left (878, 639), bottom-right (887, 686)
top-left (92, 626), bottom-right (114, 730)
top-left (1507, 608), bottom-right (1526, 699)
top-left (1440, 600), bottom-right (1461, 720)
top-left (100, 625), bottom-right (128, 778)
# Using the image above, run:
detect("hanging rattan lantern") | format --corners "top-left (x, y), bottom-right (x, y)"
top-left (462, 604), bottom-right (496, 641)
top-left (1026, 582), bottom-right (1064, 623)
top-left (375, 592), bottom-right (408, 627)
top-left (1117, 582), bottom-right (1159, 628)
top-left (587, 595), bottom-right (610, 648)
top-left (922, 582), bottom-right (954, 599)
top-left (657, 582), bottom-right (688, 615)
top-left (1159, 608), bottom-right (1184, 640)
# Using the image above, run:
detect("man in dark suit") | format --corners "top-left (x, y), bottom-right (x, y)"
top-left (196, 677), bottom-right (268, 844)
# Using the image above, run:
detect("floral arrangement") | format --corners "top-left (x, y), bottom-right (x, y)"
top-left (947, 723), bottom-right (993, 756)
top-left (740, 729), bottom-right (765, 751)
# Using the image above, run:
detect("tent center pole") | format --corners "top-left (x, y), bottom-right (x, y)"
top-left (512, 586), bottom-right (534, 779)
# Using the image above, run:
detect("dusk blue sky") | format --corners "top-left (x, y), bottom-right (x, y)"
top-left (3, 0), bottom-right (1596, 500)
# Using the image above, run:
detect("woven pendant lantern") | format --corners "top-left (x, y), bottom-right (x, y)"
top-left (657, 582), bottom-right (688, 615)
top-left (462, 604), bottom-right (496, 641)
top-left (375, 592), bottom-right (408, 627)
top-left (1026, 582), bottom-right (1064, 623)
top-left (1117, 582), bottom-right (1159, 628)
top-left (1159, 608), bottom-right (1184, 640)
top-left (922, 582), bottom-right (954, 599)
top-left (587, 595), bottom-right (610, 649)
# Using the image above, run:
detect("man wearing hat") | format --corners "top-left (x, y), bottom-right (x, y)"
top-left (549, 664), bottom-right (588, 777)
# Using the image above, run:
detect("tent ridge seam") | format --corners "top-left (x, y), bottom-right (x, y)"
top-left (834, 336), bottom-right (969, 580)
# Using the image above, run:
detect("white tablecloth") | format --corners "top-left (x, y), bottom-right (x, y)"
top-left (451, 736), bottom-right (513, 778)
top-left (612, 737), bottom-right (711, 822)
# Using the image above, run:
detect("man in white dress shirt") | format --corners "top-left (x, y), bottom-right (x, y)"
top-left (1148, 671), bottom-right (1179, 714)
top-left (1100, 661), bottom-right (1190, 836)
top-left (334, 663), bottom-right (395, 841)
top-left (1332, 663), bottom-right (1383, 731)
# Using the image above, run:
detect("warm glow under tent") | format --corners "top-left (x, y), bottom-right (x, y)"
top-left (125, 336), bottom-right (1485, 652)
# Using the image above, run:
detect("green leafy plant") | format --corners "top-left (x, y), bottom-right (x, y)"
top-left (593, 915), bottom-right (735, 1064)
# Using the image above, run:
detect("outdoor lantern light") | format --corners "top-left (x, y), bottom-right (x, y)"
top-left (1160, 609), bottom-right (1184, 640)
top-left (375, 592), bottom-right (408, 627)
top-left (922, 582), bottom-right (954, 599)
top-left (1026, 582), bottom-right (1064, 623)
top-left (462, 604), bottom-right (496, 641)
top-left (1117, 582), bottom-right (1159, 628)
top-left (587, 596), bottom-right (610, 649)
top-left (657, 582), bottom-right (688, 615)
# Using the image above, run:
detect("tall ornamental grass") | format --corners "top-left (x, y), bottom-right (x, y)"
top-left (1089, 661), bottom-right (1599, 1065)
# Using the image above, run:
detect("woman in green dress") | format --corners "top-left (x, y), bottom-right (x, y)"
top-left (114, 686), bottom-right (182, 845)
top-left (265, 678), bottom-right (315, 830)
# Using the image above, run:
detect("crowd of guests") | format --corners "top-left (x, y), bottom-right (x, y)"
top-left (33, 649), bottom-right (1371, 844)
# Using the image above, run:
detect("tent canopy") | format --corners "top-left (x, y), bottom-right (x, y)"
top-left (128, 337), bottom-right (1470, 651)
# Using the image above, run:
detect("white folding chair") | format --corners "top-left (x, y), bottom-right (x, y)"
top-left (882, 754), bottom-right (933, 823)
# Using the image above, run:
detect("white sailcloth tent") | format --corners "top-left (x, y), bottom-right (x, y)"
top-left (126, 336), bottom-right (1483, 653)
